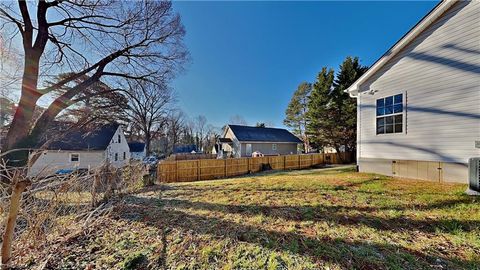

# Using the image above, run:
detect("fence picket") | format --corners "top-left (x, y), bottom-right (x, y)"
top-left (157, 152), bottom-right (352, 183)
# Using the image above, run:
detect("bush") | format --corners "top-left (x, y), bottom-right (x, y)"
top-left (122, 252), bottom-right (147, 270)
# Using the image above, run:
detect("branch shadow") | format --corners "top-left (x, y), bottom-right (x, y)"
top-left (407, 51), bottom-right (480, 74)
top-left (154, 198), bottom-right (479, 234)
top-left (114, 194), bottom-right (480, 269)
top-left (442, 43), bottom-right (480, 55)
top-left (359, 103), bottom-right (480, 121)
top-left (360, 1), bottom-right (478, 88)
top-left (359, 139), bottom-right (473, 164)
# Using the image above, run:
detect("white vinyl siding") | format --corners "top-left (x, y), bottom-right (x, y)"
top-left (240, 142), bottom-right (297, 157)
top-left (29, 150), bottom-right (104, 176)
top-left (105, 126), bottom-right (131, 167)
top-left (357, 1), bottom-right (480, 164)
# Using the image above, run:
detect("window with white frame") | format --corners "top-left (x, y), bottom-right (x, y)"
top-left (118, 134), bottom-right (121, 143)
top-left (70, 153), bottom-right (79, 162)
top-left (272, 143), bottom-right (277, 151)
top-left (376, 93), bottom-right (403, 134)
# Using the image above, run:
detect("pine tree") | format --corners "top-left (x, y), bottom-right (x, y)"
top-left (306, 67), bottom-right (335, 151)
top-left (287, 56), bottom-right (367, 156)
top-left (284, 82), bottom-right (312, 151)
top-left (330, 57), bottom-right (368, 153)
top-left (305, 57), bottom-right (367, 156)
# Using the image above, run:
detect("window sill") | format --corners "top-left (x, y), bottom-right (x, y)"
top-left (375, 132), bottom-right (407, 137)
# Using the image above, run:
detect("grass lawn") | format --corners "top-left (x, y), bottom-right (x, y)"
top-left (44, 166), bottom-right (479, 269)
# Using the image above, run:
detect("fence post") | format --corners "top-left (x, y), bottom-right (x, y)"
top-left (175, 161), bottom-right (178, 182)
top-left (283, 155), bottom-right (286, 170)
top-left (297, 155), bottom-right (300, 169)
top-left (247, 157), bottom-right (250, 173)
top-left (224, 159), bottom-right (227, 177)
top-left (197, 160), bottom-right (200, 181)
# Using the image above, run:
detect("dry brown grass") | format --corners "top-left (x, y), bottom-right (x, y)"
top-left (0, 163), bottom-right (146, 269)
top-left (9, 166), bottom-right (478, 269)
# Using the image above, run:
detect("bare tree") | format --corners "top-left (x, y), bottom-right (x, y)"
top-left (229, 114), bottom-right (247, 125)
top-left (165, 110), bottom-right (185, 154)
top-left (0, 32), bottom-right (21, 131)
top-left (0, 0), bottom-right (187, 162)
top-left (124, 82), bottom-right (173, 155)
top-left (193, 115), bottom-right (207, 151)
top-left (181, 119), bottom-right (195, 146)
top-left (48, 74), bottom-right (129, 126)
top-left (0, 32), bottom-right (22, 98)
top-left (204, 124), bottom-right (220, 153)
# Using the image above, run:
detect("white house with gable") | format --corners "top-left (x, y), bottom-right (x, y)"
top-left (346, 0), bottom-right (480, 183)
top-left (28, 123), bottom-right (131, 177)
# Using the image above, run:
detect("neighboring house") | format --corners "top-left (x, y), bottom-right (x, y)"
top-left (128, 141), bottom-right (146, 160)
top-left (29, 123), bottom-right (130, 177)
top-left (173, 144), bottom-right (198, 154)
top-left (217, 125), bottom-right (302, 158)
top-left (346, 0), bottom-right (480, 183)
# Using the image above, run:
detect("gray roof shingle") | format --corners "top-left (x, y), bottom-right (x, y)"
top-left (228, 125), bottom-right (302, 143)
top-left (128, 142), bottom-right (145, 152)
top-left (47, 123), bottom-right (119, 150)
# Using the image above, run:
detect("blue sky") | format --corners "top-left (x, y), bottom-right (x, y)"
top-left (171, 1), bottom-right (438, 128)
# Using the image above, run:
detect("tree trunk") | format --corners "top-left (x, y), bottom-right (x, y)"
top-left (1, 178), bottom-right (29, 269)
top-left (145, 134), bottom-right (151, 156)
top-left (2, 56), bottom-right (41, 152)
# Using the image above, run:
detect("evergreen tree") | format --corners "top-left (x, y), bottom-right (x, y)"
top-left (306, 67), bottom-right (335, 151)
top-left (330, 57), bottom-right (368, 153)
top-left (284, 82), bottom-right (312, 151)
top-left (287, 56), bottom-right (367, 157)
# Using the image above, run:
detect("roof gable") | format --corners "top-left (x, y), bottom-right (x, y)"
top-left (47, 123), bottom-right (120, 151)
top-left (346, 0), bottom-right (456, 96)
top-left (227, 125), bottom-right (302, 143)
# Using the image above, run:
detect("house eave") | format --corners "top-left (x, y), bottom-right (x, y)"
top-left (345, 0), bottom-right (456, 96)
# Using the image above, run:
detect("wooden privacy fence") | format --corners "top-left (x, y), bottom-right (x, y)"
top-left (165, 153), bottom-right (217, 161)
top-left (158, 152), bottom-right (353, 183)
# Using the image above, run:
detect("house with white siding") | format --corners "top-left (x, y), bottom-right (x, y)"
top-left (346, 0), bottom-right (480, 183)
top-left (217, 125), bottom-right (302, 158)
top-left (28, 123), bottom-right (130, 177)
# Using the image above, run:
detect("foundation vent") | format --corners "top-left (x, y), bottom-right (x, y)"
top-left (468, 158), bottom-right (480, 192)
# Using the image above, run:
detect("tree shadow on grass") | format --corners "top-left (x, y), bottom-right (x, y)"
top-left (158, 179), bottom-right (477, 214)
top-left (155, 198), bottom-right (479, 234)
top-left (115, 195), bottom-right (480, 270)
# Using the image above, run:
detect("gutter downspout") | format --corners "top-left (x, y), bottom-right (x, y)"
top-left (345, 87), bottom-right (360, 169)
top-left (356, 93), bottom-right (361, 171)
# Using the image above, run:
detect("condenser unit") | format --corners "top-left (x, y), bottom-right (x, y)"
top-left (468, 157), bottom-right (480, 192)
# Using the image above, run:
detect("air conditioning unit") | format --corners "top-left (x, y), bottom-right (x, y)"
top-left (468, 157), bottom-right (480, 193)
